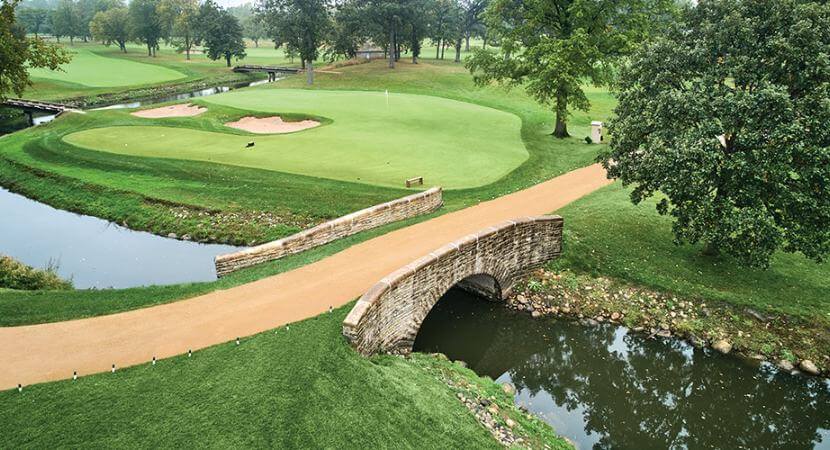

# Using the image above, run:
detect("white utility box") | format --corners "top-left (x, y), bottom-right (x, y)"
top-left (590, 121), bottom-right (604, 144)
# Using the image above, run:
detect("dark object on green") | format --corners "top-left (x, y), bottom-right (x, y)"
top-left (584, 136), bottom-right (592, 145)
top-left (246, 141), bottom-right (254, 148)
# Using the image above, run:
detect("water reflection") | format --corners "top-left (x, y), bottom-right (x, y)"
top-left (413, 288), bottom-right (830, 450)
top-left (0, 188), bottom-right (242, 289)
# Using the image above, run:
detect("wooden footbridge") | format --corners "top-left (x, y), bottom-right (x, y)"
top-left (2, 98), bottom-right (80, 125)
top-left (232, 65), bottom-right (341, 81)
top-left (233, 65), bottom-right (301, 81)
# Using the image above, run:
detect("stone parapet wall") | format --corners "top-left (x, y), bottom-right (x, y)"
top-left (214, 187), bottom-right (444, 277)
top-left (215, 187), bottom-right (443, 277)
top-left (343, 215), bottom-right (563, 356)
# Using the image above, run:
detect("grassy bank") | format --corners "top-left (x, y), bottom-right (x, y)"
top-left (553, 183), bottom-right (830, 324)
top-left (0, 304), bottom-right (570, 449)
top-left (515, 182), bottom-right (830, 373)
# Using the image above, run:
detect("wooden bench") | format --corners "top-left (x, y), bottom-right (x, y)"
top-left (405, 176), bottom-right (423, 187)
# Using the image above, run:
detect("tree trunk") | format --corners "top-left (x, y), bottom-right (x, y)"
top-left (454, 38), bottom-right (461, 62)
top-left (147, 43), bottom-right (152, 56)
top-left (306, 59), bottom-right (314, 85)
top-left (482, 29), bottom-right (487, 49)
top-left (553, 114), bottom-right (568, 138)
top-left (254, 39), bottom-right (259, 48)
top-left (440, 42), bottom-right (445, 59)
top-left (388, 26), bottom-right (395, 68)
top-left (465, 34), bottom-right (470, 51)
top-left (553, 84), bottom-right (569, 138)
top-left (226, 53), bottom-right (231, 67)
top-left (435, 39), bottom-right (440, 59)
top-left (702, 242), bottom-right (720, 257)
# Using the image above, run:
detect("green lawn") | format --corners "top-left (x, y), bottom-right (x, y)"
top-left (29, 47), bottom-right (187, 88)
top-left (553, 183), bottom-right (830, 324)
top-left (21, 42), bottom-right (279, 104)
top-left (63, 88), bottom-right (528, 189)
top-left (0, 304), bottom-right (570, 448)
top-left (0, 58), bottom-right (614, 325)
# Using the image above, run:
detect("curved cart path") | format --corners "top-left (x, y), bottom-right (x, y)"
top-left (0, 164), bottom-right (611, 390)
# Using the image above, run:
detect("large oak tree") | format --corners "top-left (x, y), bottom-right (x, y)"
top-left (601, 0), bottom-right (830, 267)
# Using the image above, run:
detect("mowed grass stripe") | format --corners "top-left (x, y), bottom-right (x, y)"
top-left (28, 47), bottom-right (187, 88)
top-left (62, 89), bottom-right (528, 189)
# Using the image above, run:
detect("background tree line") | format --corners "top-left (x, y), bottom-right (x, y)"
top-left (14, 0), bottom-right (246, 65)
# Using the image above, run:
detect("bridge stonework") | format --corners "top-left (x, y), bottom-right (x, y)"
top-left (342, 216), bottom-right (563, 355)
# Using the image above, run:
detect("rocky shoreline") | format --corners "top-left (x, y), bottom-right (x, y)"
top-left (507, 269), bottom-right (829, 379)
top-left (418, 354), bottom-right (570, 449)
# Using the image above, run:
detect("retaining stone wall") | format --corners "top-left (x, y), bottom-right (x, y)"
top-left (215, 188), bottom-right (443, 277)
top-left (343, 216), bottom-right (563, 355)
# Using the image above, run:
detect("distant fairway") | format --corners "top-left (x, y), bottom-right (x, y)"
top-left (63, 89), bottom-right (528, 188)
top-left (28, 47), bottom-right (186, 88)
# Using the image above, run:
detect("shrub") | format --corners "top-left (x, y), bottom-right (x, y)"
top-left (0, 255), bottom-right (72, 291)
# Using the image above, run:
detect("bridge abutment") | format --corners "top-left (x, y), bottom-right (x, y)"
top-left (342, 216), bottom-right (563, 356)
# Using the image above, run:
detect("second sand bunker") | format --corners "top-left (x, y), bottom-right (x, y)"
top-left (225, 116), bottom-right (321, 134)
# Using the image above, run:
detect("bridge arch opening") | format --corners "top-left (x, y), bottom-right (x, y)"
top-left (411, 275), bottom-right (505, 362)
top-left (454, 273), bottom-right (503, 301)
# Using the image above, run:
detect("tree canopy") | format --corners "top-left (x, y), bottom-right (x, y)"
top-left (600, 0), bottom-right (830, 267)
top-left (258, 0), bottom-right (330, 84)
top-left (1, 0), bottom-right (69, 99)
top-left (467, 0), bottom-right (675, 138)
top-left (89, 6), bottom-right (128, 51)
top-left (199, 0), bottom-right (245, 67)
top-left (128, 0), bottom-right (161, 56)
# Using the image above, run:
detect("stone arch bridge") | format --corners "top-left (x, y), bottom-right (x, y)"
top-left (342, 216), bottom-right (563, 355)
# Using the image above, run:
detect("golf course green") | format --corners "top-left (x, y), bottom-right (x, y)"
top-left (28, 47), bottom-right (187, 88)
top-left (62, 88), bottom-right (528, 189)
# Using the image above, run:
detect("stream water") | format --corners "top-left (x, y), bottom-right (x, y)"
top-left (0, 188), bottom-right (241, 289)
top-left (413, 288), bottom-right (830, 450)
top-left (91, 78), bottom-right (276, 111)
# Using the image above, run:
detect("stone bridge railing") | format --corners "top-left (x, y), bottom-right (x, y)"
top-left (216, 187), bottom-right (443, 277)
top-left (342, 216), bottom-right (563, 356)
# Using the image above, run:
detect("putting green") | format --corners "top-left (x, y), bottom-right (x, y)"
top-left (63, 89), bottom-right (528, 188)
top-left (29, 48), bottom-right (186, 88)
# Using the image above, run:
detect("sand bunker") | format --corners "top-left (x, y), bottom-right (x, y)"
top-left (131, 104), bottom-right (206, 118)
top-left (225, 116), bottom-right (321, 134)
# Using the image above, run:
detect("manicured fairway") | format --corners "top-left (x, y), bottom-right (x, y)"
top-left (28, 47), bottom-right (187, 88)
top-left (62, 88), bottom-right (528, 188)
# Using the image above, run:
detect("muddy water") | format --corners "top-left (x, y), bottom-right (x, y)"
top-left (414, 288), bottom-right (830, 450)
